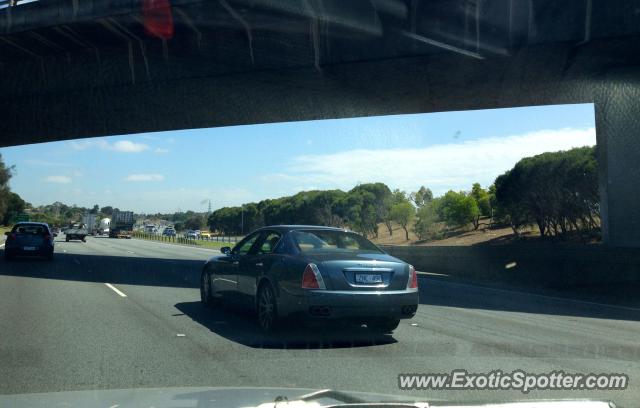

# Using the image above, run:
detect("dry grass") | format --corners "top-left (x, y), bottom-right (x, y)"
top-left (369, 218), bottom-right (540, 247)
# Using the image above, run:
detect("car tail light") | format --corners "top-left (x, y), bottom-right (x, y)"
top-left (302, 263), bottom-right (326, 290)
top-left (407, 265), bottom-right (418, 289)
top-left (43, 234), bottom-right (51, 242)
top-left (7, 233), bottom-right (16, 241)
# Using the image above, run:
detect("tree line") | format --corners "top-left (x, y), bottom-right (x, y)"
top-left (2, 145), bottom-right (599, 241)
top-left (0, 154), bottom-right (26, 226)
top-left (208, 146), bottom-right (599, 241)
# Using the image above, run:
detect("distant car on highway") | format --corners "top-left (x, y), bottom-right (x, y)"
top-left (162, 228), bottom-right (176, 236)
top-left (185, 230), bottom-right (198, 239)
top-left (199, 231), bottom-right (211, 238)
top-left (200, 225), bottom-right (419, 333)
top-left (65, 223), bottom-right (88, 242)
top-left (4, 222), bottom-right (55, 261)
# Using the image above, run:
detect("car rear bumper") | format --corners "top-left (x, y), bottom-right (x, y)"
top-left (281, 289), bottom-right (419, 320)
top-left (5, 245), bottom-right (53, 257)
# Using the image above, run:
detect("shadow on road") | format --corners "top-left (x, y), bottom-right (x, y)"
top-left (1, 248), bottom-right (639, 322)
top-left (418, 275), bottom-right (640, 322)
top-left (175, 301), bottom-right (397, 349)
top-left (0, 250), bottom-right (203, 288)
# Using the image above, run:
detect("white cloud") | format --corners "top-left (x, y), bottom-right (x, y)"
top-left (262, 127), bottom-right (597, 196)
top-left (110, 140), bottom-right (149, 153)
top-left (154, 148), bottom-right (170, 154)
top-left (44, 175), bottom-right (72, 184)
top-left (124, 173), bottom-right (165, 182)
top-left (69, 139), bottom-right (149, 153)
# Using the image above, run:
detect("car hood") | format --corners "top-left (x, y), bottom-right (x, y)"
top-left (0, 387), bottom-right (614, 408)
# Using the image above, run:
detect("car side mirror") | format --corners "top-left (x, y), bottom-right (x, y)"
top-left (53, 233), bottom-right (58, 237)
top-left (221, 246), bottom-right (231, 255)
top-left (4, 231), bottom-right (9, 236)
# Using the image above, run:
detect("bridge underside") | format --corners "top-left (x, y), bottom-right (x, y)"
top-left (1, 0), bottom-right (639, 246)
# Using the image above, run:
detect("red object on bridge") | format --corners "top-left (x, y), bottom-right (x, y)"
top-left (142, 0), bottom-right (174, 40)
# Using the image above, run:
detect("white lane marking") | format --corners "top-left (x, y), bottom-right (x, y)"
top-left (176, 333), bottom-right (186, 337)
top-left (422, 275), bottom-right (640, 312)
top-left (417, 271), bottom-right (447, 276)
top-left (104, 283), bottom-right (127, 297)
top-left (126, 250), bottom-right (135, 254)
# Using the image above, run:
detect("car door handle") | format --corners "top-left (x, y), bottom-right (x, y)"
top-left (255, 262), bottom-right (263, 267)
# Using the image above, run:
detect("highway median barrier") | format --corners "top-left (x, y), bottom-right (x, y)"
top-left (380, 244), bottom-right (640, 289)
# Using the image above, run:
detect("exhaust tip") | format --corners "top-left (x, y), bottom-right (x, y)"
top-left (309, 306), bottom-right (332, 317)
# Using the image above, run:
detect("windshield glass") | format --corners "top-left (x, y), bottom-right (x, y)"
top-left (1, 1), bottom-right (638, 407)
top-left (12, 224), bottom-right (46, 235)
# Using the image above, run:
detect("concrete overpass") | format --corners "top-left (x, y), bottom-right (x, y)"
top-left (0, 0), bottom-right (639, 246)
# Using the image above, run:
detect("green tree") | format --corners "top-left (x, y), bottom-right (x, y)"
top-left (494, 146), bottom-right (598, 239)
top-left (100, 206), bottom-right (114, 216)
top-left (185, 215), bottom-right (205, 231)
top-left (437, 190), bottom-right (479, 229)
top-left (0, 154), bottom-right (16, 223)
top-left (410, 186), bottom-right (433, 208)
top-left (413, 201), bottom-right (440, 240)
top-left (90, 204), bottom-right (99, 214)
top-left (390, 201), bottom-right (415, 241)
top-left (349, 183), bottom-right (393, 238)
top-left (470, 183), bottom-right (491, 229)
top-left (1, 192), bottom-right (25, 225)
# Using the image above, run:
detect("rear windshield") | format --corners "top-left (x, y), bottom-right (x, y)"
top-left (12, 224), bottom-right (47, 235)
top-left (291, 230), bottom-right (383, 254)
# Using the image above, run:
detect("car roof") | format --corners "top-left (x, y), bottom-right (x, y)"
top-left (254, 225), bottom-right (349, 234)
top-left (14, 222), bottom-right (49, 227)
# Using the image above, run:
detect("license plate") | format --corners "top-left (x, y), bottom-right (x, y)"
top-left (355, 273), bottom-right (383, 284)
top-left (23, 246), bottom-right (36, 251)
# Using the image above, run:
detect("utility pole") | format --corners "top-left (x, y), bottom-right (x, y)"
top-left (241, 205), bottom-right (244, 235)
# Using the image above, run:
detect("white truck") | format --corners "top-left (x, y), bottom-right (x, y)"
top-left (83, 213), bottom-right (98, 235)
top-left (98, 218), bottom-right (111, 235)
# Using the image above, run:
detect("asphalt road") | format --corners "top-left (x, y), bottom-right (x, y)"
top-left (1, 235), bottom-right (639, 406)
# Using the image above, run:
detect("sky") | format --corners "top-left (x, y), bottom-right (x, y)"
top-left (0, 103), bottom-right (596, 214)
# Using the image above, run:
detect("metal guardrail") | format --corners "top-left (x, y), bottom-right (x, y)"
top-left (132, 231), bottom-right (242, 245)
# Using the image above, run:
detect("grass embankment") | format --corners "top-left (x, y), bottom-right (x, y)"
top-left (369, 218), bottom-right (538, 247)
top-left (132, 231), bottom-right (239, 250)
top-left (0, 226), bottom-right (11, 242)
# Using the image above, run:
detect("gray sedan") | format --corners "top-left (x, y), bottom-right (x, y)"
top-left (200, 225), bottom-right (419, 333)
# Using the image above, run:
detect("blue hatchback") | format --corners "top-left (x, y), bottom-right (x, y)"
top-left (4, 222), bottom-right (55, 261)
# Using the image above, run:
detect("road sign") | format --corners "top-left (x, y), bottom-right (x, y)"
top-left (15, 213), bottom-right (29, 222)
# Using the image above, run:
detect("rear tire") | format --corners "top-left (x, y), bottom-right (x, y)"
top-left (200, 270), bottom-right (214, 308)
top-left (367, 318), bottom-right (400, 334)
top-left (257, 284), bottom-right (279, 333)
